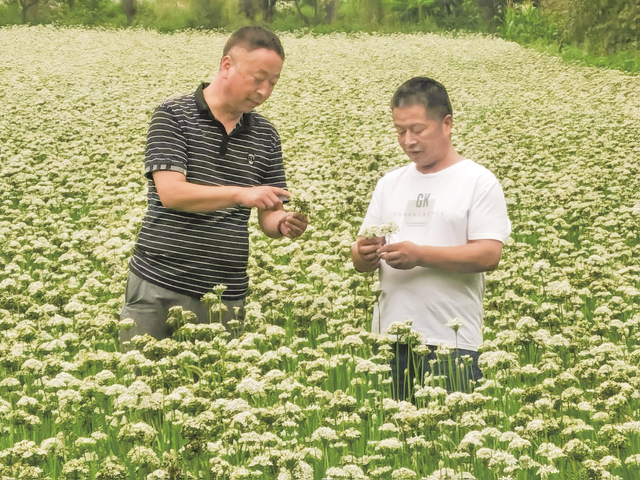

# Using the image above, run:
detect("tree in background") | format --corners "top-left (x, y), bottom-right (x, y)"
top-left (385, 0), bottom-right (479, 28)
top-left (337, 0), bottom-right (383, 24)
top-left (291, 0), bottom-right (340, 25)
top-left (122, 0), bottom-right (137, 25)
top-left (438, 0), bottom-right (463, 15)
top-left (190, 0), bottom-right (226, 27)
top-left (18, 0), bottom-right (41, 22)
top-left (565, 0), bottom-right (639, 53)
top-left (477, 0), bottom-right (505, 28)
top-left (240, 0), bottom-right (278, 22)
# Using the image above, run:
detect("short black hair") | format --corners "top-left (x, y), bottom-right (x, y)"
top-left (391, 77), bottom-right (452, 120)
top-left (223, 26), bottom-right (285, 61)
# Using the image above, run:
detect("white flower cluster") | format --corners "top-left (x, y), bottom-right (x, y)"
top-left (358, 222), bottom-right (399, 240)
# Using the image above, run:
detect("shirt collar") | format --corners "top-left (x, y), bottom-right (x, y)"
top-left (195, 82), bottom-right (254, 132)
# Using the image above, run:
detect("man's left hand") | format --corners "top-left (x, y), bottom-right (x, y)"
top-left (279, 212), bottom-right (309, 239)
top-left (378, 241), bottom-right (423, 270)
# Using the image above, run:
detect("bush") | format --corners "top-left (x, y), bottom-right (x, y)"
top-left (268, 9), bottom-right (307, 30)
top-left (557, 43), bottom-right (640, 73)
top-left (337, 0), bottom-right (386, 27)
top-left (383, 0), bottom-right (479, 30)
top-left (498, 3), bottom-right (559, 44)
top-left (59, 0), bottom-right (127, 26)
top-left (0, 4), bottom-right (22, 25)
top-left (189, 0), bottom-right (227, 28)
top-left (564, 0), bottom-right (639, 54)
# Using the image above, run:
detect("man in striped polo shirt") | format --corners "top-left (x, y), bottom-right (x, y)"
top-left (120, 27), bottom-right (308, 349)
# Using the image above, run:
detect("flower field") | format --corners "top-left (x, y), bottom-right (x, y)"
top-left (1, 25), bottom-right (640, 480)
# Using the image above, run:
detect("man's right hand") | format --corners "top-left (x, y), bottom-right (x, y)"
top-left (235, 186), bottom-right (290, 210)
top-left (352, 236), bottom-right (386, 271)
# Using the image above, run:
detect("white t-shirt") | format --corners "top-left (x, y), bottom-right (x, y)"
top-left (360, 159), bottom-right (511, 350)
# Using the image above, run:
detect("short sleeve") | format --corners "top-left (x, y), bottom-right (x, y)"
top-left (467, 178), bottom-right (511, 243)
top-left (144, 104), bottom-right (188, 179)
top-left (261, 130), bottom-right (287, 189)
top-left (359, 178), bottom-right (385, 236)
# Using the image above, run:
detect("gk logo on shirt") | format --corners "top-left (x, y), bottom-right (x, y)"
top-left (416, 193), bottom-right (431, 208)
top-left (403, 193), bottom-right (435, 228)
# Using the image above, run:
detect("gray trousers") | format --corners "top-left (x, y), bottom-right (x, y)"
top-left (119, 272), bottom-right (244, 350)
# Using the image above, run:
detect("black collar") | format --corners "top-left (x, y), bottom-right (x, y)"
top-left (195, 83), bottom-right (253, 133)
top-left (195, 83), bottom-right (255, 157)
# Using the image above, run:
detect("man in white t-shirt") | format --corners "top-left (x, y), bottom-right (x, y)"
top-left (351, 77), bottom-right (511, 396)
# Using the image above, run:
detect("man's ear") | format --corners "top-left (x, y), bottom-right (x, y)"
top-left (219, 55), bottom-right (232, 77)
top-left (442, 113), bottom-right (453, 134)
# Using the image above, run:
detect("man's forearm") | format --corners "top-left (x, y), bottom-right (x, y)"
top-left (157, 181), bottom-right (242, 213)
top-left (153, 171), bottom-right (289, 213)
top-left (259, 208), bottom-right (287, 238)
top-left (415, 241), bottom-right (503, 273)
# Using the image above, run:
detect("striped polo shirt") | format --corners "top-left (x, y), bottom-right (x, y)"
top-left (129, 83), bottom-right (287, 300)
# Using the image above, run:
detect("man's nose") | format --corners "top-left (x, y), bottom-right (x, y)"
top-left (256, 81), bottom-right (272, 98)
top-left (404, 131), bottom-right (417, 145)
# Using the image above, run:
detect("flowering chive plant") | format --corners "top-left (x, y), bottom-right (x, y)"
top-left (359, 222), bottom-right (399, 240)
top-left (286, 194), bottom-right (312, 217)
top-left (0, 25), bottom-right (639, 480)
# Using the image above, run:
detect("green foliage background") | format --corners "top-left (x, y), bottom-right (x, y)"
top-left (0, 0), bottom-right (638, 72)
top-left (564, 0), bottom-right (638, 54)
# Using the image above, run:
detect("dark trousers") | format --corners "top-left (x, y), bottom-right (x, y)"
top-left (390, 343), bottom-right (483, 400)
